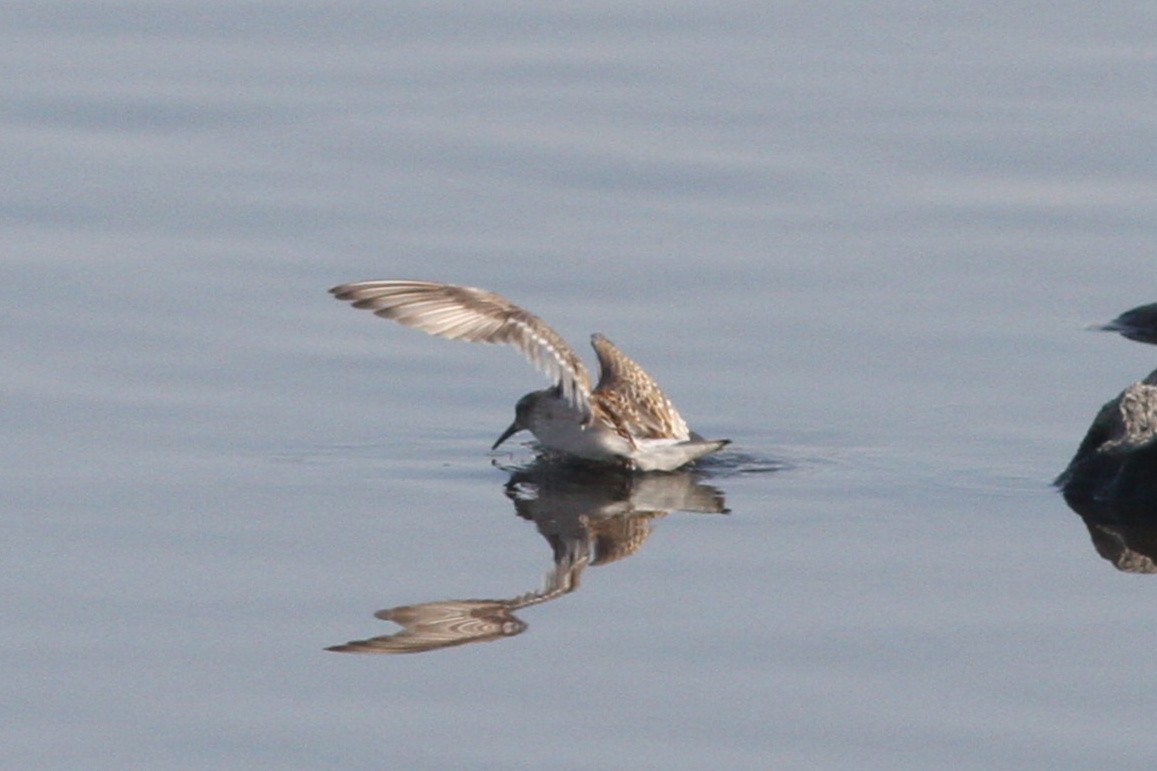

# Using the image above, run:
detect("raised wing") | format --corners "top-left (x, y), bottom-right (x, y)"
top-left (589, 333), bottom-right (691, 440)
top-left (330, 280), bottom-right (593, 413)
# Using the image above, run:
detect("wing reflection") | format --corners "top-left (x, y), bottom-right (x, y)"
top-left (328, 462), bottom-right (727, 653)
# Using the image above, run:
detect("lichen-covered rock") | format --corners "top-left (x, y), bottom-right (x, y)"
top-left (1056, 369), bottom-right (1157, 501)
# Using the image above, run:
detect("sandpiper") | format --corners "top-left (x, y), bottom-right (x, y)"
top-left (330, 280), bottom-right (729, 471)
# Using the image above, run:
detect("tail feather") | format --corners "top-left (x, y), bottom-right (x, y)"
top-left (632, 438), bottom-right (730, 472)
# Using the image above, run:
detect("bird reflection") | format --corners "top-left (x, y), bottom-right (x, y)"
top-left (328, 462), bottom-right (727, 654)
top-left (1057, 303), bottom-right (1157, 570)
top-left (505, 460), bottom-right (728, 567)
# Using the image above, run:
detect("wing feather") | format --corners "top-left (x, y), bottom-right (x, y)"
top-left (590, 333), bottom-right (690, 440)
top-left (331, 280), bottom-right (592, 413)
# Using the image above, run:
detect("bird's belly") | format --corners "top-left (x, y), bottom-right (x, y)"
top-left (530, 418), bottom-right (719, 472)
top-left (530, 419), bottom-right (633, 462)
top-left (524, 397), bottom-right (722, 471)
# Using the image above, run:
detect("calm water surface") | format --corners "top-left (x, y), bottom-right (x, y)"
top-left (6, 2), bottom-right (1157, 769)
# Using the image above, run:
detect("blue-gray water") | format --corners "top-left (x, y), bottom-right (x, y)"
top-left (6, 3), bottom-right (1157, 769)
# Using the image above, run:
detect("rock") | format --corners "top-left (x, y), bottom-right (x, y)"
top-left (1057, 369), bottom-right (1157, 501)
top-left (1095, 302), bottom-right (1157, 345)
